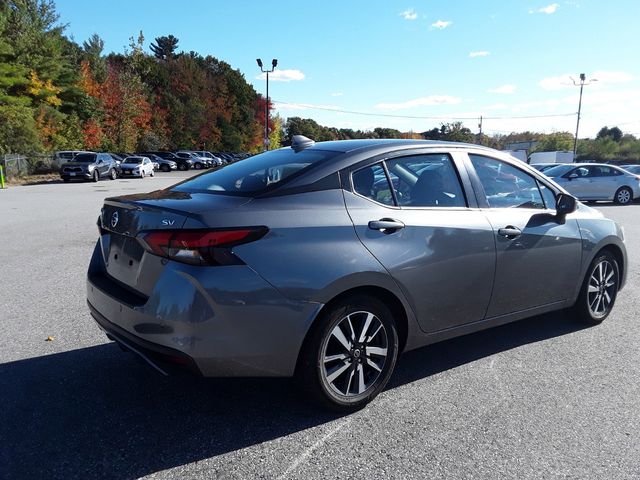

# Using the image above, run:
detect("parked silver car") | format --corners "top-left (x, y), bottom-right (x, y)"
top-left (88, 138), bottom-right (627, 410)
top-left (544, 163), bottom-right (640, 204)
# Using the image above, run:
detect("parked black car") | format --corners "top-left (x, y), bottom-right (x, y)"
top-left (139, 151), bottom-right (192, 171)
top-left (60, 152), bottom-right (118, 182)
top-left (175, 151), bottom-right (207, 170)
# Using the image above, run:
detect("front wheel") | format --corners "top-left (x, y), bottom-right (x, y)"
top-left (194, 163), bottom-right (202, 170)
top-left (140, 170), bottom-right (145, 178)
top-left (110, 169), bottom-right (117, 180)
top-left (614, 187), bottom-right (633, 205)
top-left (569, 251), bottom-right (619, 325)
top-left (92, 170), bottom-right (99, 182)
top-left (296, 295), bottom-right (399, 411)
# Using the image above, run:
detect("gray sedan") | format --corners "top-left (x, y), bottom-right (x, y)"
top-left (544, 163), bottom-right (640, 204)
top-left (87, 138), bottom-right (627, 410)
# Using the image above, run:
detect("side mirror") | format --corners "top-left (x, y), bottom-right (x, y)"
top-left (556, 193), bottom-right (577, 216)
top-left (567, 173), bottom-right (578, 180)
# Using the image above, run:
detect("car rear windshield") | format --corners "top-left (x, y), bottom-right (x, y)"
top-left (74, 153), bottom-right (96, 163)
top-left (124, 158), bottom-right (142, 164)
top-left (172, 148), bottom-right (341, 196)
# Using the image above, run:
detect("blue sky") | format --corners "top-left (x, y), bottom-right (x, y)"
top-left (56, 0), bottom-right (640, 138)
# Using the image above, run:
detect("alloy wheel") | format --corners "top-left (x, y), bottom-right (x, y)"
top-left (587, 260), bottom-right (616, 318)
top-left (616, 188), bottom-right (631, 204)
top-left (321, 310), bottom-right (388, 397)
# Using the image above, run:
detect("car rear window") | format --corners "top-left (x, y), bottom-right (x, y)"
top-left (124, 158), bottom-right (142, 164)
top-left (173, 148), bottom-right (341, 196)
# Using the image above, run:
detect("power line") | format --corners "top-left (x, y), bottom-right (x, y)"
top-left (272, 100), bottom-right (576, 121)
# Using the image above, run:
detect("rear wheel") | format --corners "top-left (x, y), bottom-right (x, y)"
top-left (194, 162), bottom-right (202, 170)
top-left (150, 169), bottom-right (154, 177)
top-left (140, 170), bottom-right (145, 178)
top-left (161, 164), bottom-right (170, 172)
top-left (296, 295), bottom-right (399, 411)
top-left (569, 251), bottom-right (619, 325)
top-left (178, 163), bottom-right (187, 171)
top-left (614, 187), bottom-right (632, 205)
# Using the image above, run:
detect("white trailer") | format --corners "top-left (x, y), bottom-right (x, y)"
top-left (528, 151), bottom-right (574, 165)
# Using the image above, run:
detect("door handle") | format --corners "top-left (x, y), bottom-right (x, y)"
top-left (368, 218), bottom-right (405, 232)
top-left (498, 226), bottom-right (522, 238)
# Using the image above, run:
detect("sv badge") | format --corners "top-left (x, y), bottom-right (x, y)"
top-left (162, 219), bottom-right (175, 226)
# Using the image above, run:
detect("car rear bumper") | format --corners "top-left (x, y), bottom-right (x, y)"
top-left (86, 241), bottom-right (322, 377)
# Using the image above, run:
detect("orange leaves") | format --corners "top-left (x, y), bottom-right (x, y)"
top-left (78, 61), bottom-right (101, 98)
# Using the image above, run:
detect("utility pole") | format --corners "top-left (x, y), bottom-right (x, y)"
top-left (256, 58), bottom-right (278, 151)
top-left (478, 115), bottom-right (483, 136)
top-left (571, 73), bottom-right (597, 156)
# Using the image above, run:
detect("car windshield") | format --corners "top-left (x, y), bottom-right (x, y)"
top-left (543, 164), bottom-right (574, 177)
top-left (173, 147), bottom-right (341, 196)
top-left (73, 153), bottom-right (96, 163)
top-left (623, 165), bottom-right (640, 174)
top-left (123, 158), bottom-right (142, 164)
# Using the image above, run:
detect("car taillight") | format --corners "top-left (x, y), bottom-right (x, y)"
top-left (138, 227), bottom-right (268, 266)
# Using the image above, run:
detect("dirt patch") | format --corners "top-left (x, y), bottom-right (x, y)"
top-left (5, 174), bottom-right (63, 186)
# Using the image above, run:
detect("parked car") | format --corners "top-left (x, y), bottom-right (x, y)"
top-left (137, 153), bottom-right (177, 172)
top-left (175, 151), bottom-right (207, 169)
top-left (118, 156), bottom-right (155, 178)
top-left (544, 163), bottom-right (640, 205)
top-left (60, 152), bottom-right (118, 182)
top-left (140, 151), bottom-right (192, 171)
top-left (531, 162), bottom-right (561, 172)
top-left (193, 151), bottom-right (224, 166)
top-left (88, 137), bottom-right (626, 411)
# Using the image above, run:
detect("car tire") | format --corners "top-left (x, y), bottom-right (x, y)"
top-left (161, 164), bottom-right (170, 172)
top-left (178, 164), bottom-right (187, 171)
top-left (614, 187), bottom-right (632, 205)
top-left (92, 170), bottom-right (99, 182)
top-left (150, 170), bottom-right (154, 177)
top-left (141, 170), bottom-right (145, 179)
top-left (110, 169), bottom-right (117, 180)
top-left (296, 295), bottom-right (399, 412)
top-left (569, 251), bottom-right (619, 325)
top-left (195, 163), bottom-right (202, 170)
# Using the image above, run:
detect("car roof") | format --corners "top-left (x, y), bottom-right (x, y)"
top-left (297, 138), bottom-right (487, 153)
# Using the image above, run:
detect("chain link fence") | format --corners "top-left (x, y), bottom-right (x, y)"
top-left (1, 153), bottom-right (60, 178)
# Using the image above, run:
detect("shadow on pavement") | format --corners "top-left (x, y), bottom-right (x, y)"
top-left (1, 311), bottom-right (587, 479)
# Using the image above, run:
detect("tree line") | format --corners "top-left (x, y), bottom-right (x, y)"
top-left (283, 118), bottom-right (640, 163)
top-left (0, 0), bottom-right (272, 155)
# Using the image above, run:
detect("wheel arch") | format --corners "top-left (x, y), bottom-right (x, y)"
top-left (295, 285), bottom-right (410, 374)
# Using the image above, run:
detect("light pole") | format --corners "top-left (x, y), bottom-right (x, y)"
top-left (256, 58), bottom-right (277, 150)
top-left (571, 73), bottom-right (597, 156)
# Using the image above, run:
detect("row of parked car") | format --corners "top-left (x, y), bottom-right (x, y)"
top-left (57, 150), bottom-right (250, 182)
top-left (530, 162), bottom-right (640, 205)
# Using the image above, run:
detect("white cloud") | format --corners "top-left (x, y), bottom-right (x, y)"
top-left (375, 95), bottom-right (462, 111)
top-left (431, 20), bottom-right (452, 29)
top-left (488, 84), bottom-right (517, 94)
top-left (330, 92), bottom-right (343, 97)
top-left (469, 51), bottom-right (490, 58)
top-left (539, 71), bottom-right (633, 90)
top-left (256, 69), bottom-right (305, 82)
top-left (530, 3), bottom-right (559, 14)
top-left (400, 8), bottom-right (418, 20)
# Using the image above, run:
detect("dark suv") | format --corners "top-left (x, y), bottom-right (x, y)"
top-left (60, 152), bottom-right (118, 182)
top-left (140, 151), bottom-right (192, 171)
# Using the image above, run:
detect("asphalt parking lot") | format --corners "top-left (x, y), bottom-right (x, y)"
top-left (1, 174), bottom-right (639, 480)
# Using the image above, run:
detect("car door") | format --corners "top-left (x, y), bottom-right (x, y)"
top-left (343, 150), bottom-right (496, 333)
top-left (560, 166), bottom-right (590, 199)
top-left (466, 153), bottom-right (582, 318)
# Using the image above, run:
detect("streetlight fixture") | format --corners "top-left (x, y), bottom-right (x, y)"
top-left (571, 73), bottom-right (597, 156)
top-left (256, 58), bottom-right (278, 150)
